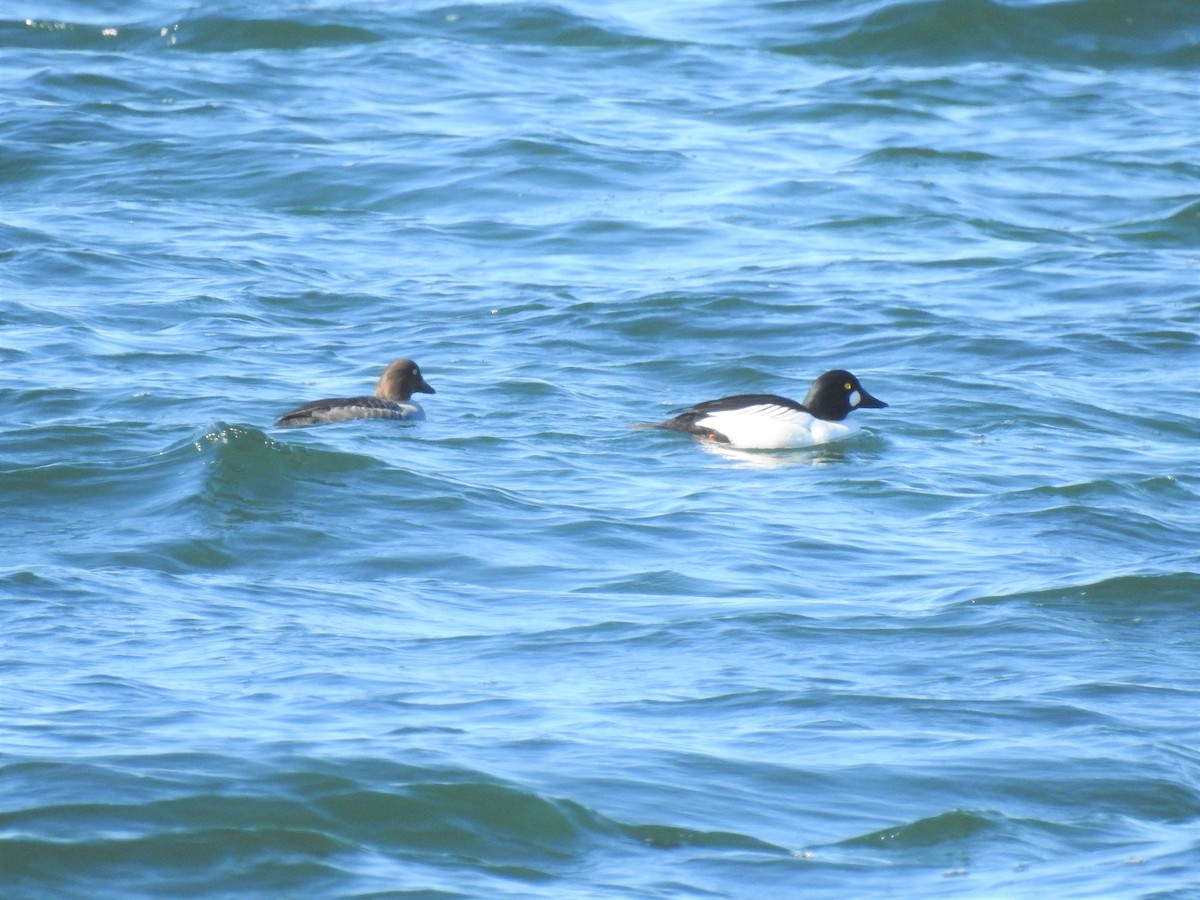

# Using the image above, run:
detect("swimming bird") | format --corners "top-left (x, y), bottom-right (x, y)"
top-left (275, 358), bottom-right (435, 427)
top-left (643, 369), bottom-right (886, 449)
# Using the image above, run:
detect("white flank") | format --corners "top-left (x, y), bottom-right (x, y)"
top-left (696, 404), bottom-right (860, 450)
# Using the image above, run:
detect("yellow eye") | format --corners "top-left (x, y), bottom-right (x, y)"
top-left (844, 382), bottom-right (852, 390)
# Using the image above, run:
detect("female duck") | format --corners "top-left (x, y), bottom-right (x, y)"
top-left (275, 358), bottom-right (435, 427)
top-left (645, 369), bottom-right (886, 449)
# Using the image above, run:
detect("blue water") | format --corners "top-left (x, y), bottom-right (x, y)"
top-left (3, 2), bottom-right (1200, 897)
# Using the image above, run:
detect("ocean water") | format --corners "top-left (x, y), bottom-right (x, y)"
top-left (2, 1), bottom-right (1199, 896)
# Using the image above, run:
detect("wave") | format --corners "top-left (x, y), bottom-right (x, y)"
top-left (8, 749), bottom-right (1188, 894)
top-left (10, 0), bottom-right (1197, 67)
top-left (0, 753), bottom-right (788, 896)
top-left (1107, 198), bottom-right (1200, 248)
top-left (769, 0), bottom-right (1200, 67)
top-left (5, 15), bottom-right (382, 52)
top-left (0, 421), bottom-right (419, 573)
top-left (171, 17), bottom-right (383, 52)
top-left (191, 421), bottom-right (386, 502)
top-left (426, 3), bottom-right (665, 51)
top-left (965, 571), bottom-right (1200, 613)
top-left (0, 421), bottom-right (383, 508)
top-left (837, 808), bottom-right (997, 849)
top-left (6, 6), bottom-right (653, 55)
top-left (858, 146), bottom-right (999, 166)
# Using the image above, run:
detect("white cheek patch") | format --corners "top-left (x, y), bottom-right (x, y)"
top-left (849, 390), bottom-right (861, 407)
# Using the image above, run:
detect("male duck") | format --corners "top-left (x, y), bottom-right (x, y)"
top-left (645, 369), bottom-right (886, 449)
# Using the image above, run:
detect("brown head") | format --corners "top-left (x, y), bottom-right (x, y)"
top-left (373, 358), bottom-right (435, 401)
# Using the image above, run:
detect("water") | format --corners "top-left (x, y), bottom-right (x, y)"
top-left (3, 1), bottom-right (1199, 897)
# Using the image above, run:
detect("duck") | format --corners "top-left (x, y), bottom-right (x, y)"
top-left (643, 369), bottom-right (886, 449)
top-left (275, 358), bottom-right (435, 427)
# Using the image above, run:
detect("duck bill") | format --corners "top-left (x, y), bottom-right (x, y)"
top-left (416, 377), bottom-right (436, 395)
top-left (857, 389), bottom-right (887, 409)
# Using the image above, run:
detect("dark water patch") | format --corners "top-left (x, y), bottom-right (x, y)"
top-left (0, 750), bottom-right (802, 894)
top-left (1058, 328), bottom-right (1200, 362)
top-left (801, 805), bottom-right (1189, 889)
top-left (623, 822), bottom-right (785, 853)
top-left (167, 423), bottom-right (610, 580)
top-left (770, 0), bottom-right (1200, 67)
top-left (3, 422), bottom-right (447, 574)
top-left (1009, 503), bottom-right (1191, 566)
top-left (193, 423), bottom-right (385, 503)
top-left (1, 18), bottom-right (165, 52)
top-left (319, 780), bottom-right (608, 863)
top-left (859, 146), bottom-right (999, 167)
top-left (459, 135), bottom-right (685, 173)
top-left (171, 17), bottom-right (383, 53)
top-left (0, 223), bottom-right (57, 257)
top-left (997, 763), bottom-right (1200, 825)
top-left (0, 243), bottom-right (169, 291)
top-left (430, 4), bottom-right (663, 51)
top-left (1106, 198), bottom-right (1200, 248)
top-left (18, 68), bottom-right (148, 104)
top-left (962, 573), bottom-right (1200, 622)
top-left (0, 429), bottom-right (194, 509)
top-left (1044, 684), bottom-right (1200, 742)
top-left (716, 98), bottom-right (946, 128)
top-left (527, 219), bottom-right (719, 258)
top-left (594, 291), bottom-right (839, 346)
top-left (575, 568), bottom-right (766, 600)
top-left (0, 826), bottom-right (348, 897)
top-left (393, 132), bottom-right (686, 209)
top-left (1041, 572), bottom-right (1200, 614)
top-left (0, 756), bottom-right (600, 891)
top-left (840, 808), bottom-right (996, 850)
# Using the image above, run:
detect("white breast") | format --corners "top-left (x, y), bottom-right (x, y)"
top-left (696, 404), bottom-right (859, 449)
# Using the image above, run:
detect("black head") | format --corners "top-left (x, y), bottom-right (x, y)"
top-left (802, 369), bottom-right (887, 421)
